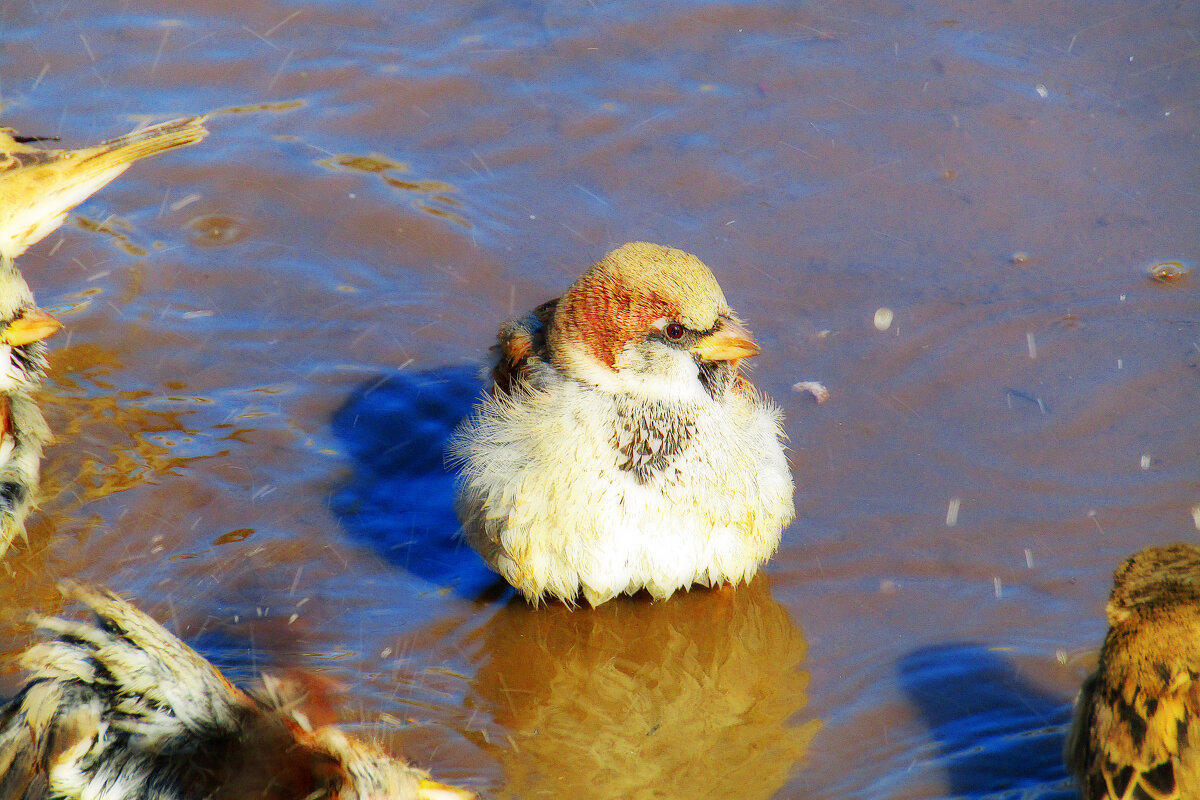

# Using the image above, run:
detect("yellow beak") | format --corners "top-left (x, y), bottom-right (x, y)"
top-left (689, 316), bottom-right (760, 362)
top-left (416, 778), bottom-right (477, 800)
top-left (2, 307), bottom-right (62, 346)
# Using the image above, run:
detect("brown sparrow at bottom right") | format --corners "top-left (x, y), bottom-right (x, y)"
top-left (1067, 542), bottom-right (1200, 799)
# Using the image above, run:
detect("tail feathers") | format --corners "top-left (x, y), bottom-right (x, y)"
top-left (0, 681), bottom-right (102, 800)
top-left (0, 586), bottom-right (475, 800)
top-left (0, 116), bottom-right (208, 258)
top-left (0, 586), bottom-right (246, 800)
top-left (88, 117), bottom-right (209, 169)
top-left (20, 585), bottom-right (245, 741)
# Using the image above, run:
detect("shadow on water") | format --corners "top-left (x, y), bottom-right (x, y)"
top-left (329, 365), bottom-right (502, 598)
top-left (899, 643), bottom-right (1077, 800)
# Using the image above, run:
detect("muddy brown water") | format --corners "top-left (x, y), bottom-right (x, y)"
top-left (1, 2), bottom-right (1197, 798)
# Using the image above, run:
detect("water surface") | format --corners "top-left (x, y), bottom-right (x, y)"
top-left (1, 1), bottom-right (1198, 797)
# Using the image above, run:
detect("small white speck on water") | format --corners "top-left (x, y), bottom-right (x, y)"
top-left (287, 614), bottom-right (299, 625)
top-left (31, 62), bottom-right (49, 91)
top-left (348, 192), bottom-right (356, 198)
top-left (1191, 505), bottom-right (1200, 530)
top-left (1035, 84), bottom-right (1049, 98)
top-left (1119, 294), bottom-right (1126, 301)
top-left (1140, 453), bottom-right (1151, 470)
top-left (873, 307), bottom-right (894, 331)
top-left (1117, 359), bottom-right (1123, 369)
top-left (791, 380), bottom-right (830, 403)
top-left (381, 647), bottom-right (393, 658)
top-left (79, 32), bottom-right (96, 61)
top-left (1025, 548), bottom-right (1034, 568)
top-left (1056, 650), bottom-right (1068, 665)
top-left (288, 566), bottom-right (304, 596)
top-left (993, 576), bottom-right (1003, 597)
top-left (169, 193), bottom-right (201, 212)
top-left (1026, 332), bottom-right (1037, 359)
top-left (946, 497), bottom-right (961, 527)
top-left (879, 579), bottom-right (899, 594)
top-left (1088, 509), bottom-right (1104, 533)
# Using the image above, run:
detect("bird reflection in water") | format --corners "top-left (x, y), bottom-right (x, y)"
top-left (466, 576), bottom-right (820, 799)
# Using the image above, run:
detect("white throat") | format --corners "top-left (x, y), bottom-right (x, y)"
top-left (560, 341), bottom-right (714, 405)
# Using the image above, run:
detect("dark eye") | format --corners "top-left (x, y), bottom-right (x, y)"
top-left (665, 323), bottom-right (685, 340)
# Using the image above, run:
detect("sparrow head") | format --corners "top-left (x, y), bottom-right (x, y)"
top-left (1106, 542), bottom-right (1200, 627)
top-left (0, 257), bottom-right (61, 392)
top-left (546, 242), bottom-right (759, 403)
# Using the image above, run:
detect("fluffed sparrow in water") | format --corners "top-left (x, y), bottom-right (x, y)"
top-left (1066, 543), bottom-right (1200, 799)
top-left (0, 116), bottom-right (208, 259)
top-left (452, 242), bottom-right (795, 606)
top-left (0, 584), bottom-right (475, 800)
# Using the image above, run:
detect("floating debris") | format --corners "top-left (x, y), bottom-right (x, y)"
top-left (993, 576), bottom-right (1003, 597)
top-left (1005, 388), bottom-right (1048, 414)
top-left (187, 214), bottom-right (248, 247)
top-left (1035, 84), bottom-right (1049, 98)
top-left (1140, 453), bottom-right (1151, 470)
top-left (873, 307), bottom-right (894, 331)
top-left (1010, 250), bottom-right (1030, 265)
top-left (1026, 332), bottom-right (1037, 359)
top-left (946, 496), bottom-right (961, 527)
top-left (1024, 548), bottom-right (1034, 568)
top-left (1192, 505), bottom-right (1200, 531)
top-left (791, 380), bottom-right (830, 403)
top-left (169, 192), bottom-right (201, 212)
top-left (1148, 261), bottom-right (1189, 282)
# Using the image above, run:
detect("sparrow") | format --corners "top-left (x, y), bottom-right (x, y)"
top-left (0, 584), bottom-right (475, 800)
top-left (1066, 543), bottom-right (1200, 799)
top-left (0, 116), bottom-right (206, 553)
top-left (0, 256), bottom-right (60, 555)
top-left (0, 116), bottom-right (208, 259)
top-left (452, 241), bottom-right (796, 606)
